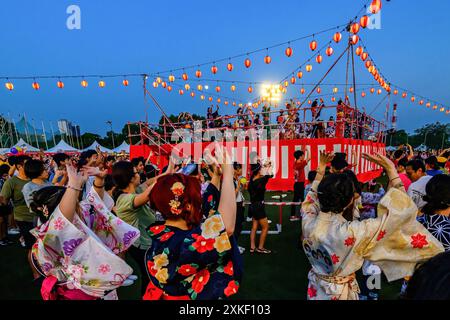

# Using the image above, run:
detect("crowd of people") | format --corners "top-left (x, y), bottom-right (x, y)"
top-left (0, 142), bottom-right (449, 300)
top-left (171, 99), bottom-right (379, 142)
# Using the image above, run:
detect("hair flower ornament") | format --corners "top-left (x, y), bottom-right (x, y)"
top-left (169, 182), bottom-right (185, 215)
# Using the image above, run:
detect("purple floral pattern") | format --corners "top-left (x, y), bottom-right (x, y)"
top-left (123, 231), bottom-right (138, 247)
top-left (63, 238), bottom-right (83, 256)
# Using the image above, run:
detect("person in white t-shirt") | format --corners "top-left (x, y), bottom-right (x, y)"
top-left (405, 160), bottom-right (432, 212)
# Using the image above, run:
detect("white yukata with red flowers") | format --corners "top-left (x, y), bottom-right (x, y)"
top-left (301, 181), bottom-right (444, 300)
top-left (31, 187), bottom-right (140, 299)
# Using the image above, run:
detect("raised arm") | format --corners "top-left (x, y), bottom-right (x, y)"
top-left (59, 164), bottom-right (88, 222)
top-left (314, 151), bottom-right (334, 185)
top-left (362, 153), bottom-right (405, 193)
top-left (217, 146), bottom-right (236, 236)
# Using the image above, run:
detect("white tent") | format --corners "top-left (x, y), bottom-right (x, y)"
top-left (415, 144), bottom-right (428, 152)
top-left (0, 148), bottom-right (10, 155)
top-left (12, 138), bottom-right (40, 152)
top-left (83, 141), bottom-right (112, 153)
top-left (112, 141), bottom-right (130, 153)
top-left (46, 140), bottom-right (79, 153)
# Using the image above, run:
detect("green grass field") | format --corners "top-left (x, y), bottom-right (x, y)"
top-left (0, 189), bottom-right (402, 300)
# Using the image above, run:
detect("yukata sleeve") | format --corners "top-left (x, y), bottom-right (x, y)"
top-left (82, 187), bottom-right (140, 254)
top-left (30, 206), bottom-right (87, 280)
top-left (301, 180), bottom-right (321, 217)
top-left (350, 188), bottom-right (444, 281)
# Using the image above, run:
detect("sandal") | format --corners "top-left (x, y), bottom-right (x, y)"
top-left (250, 248), bottom-right (256, 253)
top-left (256, 248), bottom-right (272, 254)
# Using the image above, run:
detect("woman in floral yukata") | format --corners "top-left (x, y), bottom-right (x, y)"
top-left (301, 150), bottom-right (444, 300)
top-left (143, 146), bottom-right (243, 300)
top-left (30, 164), bottom-right (140, 300)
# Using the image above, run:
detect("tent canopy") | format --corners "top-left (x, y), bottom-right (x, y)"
top-left (83, 141), bottom-right (112, 153)
top-left (46, 140), bottom-right (79, 153)
top-left (12, 138), bottom-right (40, 152)
top-left (112, 141), bottom-right (130, 153)
top-left (415, 144), bottom-right (428, 152)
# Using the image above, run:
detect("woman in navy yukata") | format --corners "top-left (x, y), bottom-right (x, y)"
top-left (143, 147), bottom-right (243, 300)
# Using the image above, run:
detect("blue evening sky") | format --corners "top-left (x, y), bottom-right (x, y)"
top-left (0, 0), bottom-right (449, 135)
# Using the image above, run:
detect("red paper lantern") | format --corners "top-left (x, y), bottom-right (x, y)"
top-left (360, 15), bottom-right (369, 28)
top-left (227, 63), bottom-right (234, 72)
top-left (285, 47), bottom-right (293, 57)
top-left (217, 98), bottom-right (221, 103)
top-left (331, 97), bottom-right (336, 102)
top-left (248, 86), bottom-right (253, 93)
top-left (402, 92), bottom-right (407, 98)
top-left (32, 81), bottom-right (40, 90)
top-left (419, 100), bottom-right (424, 105)
top-left (351, 35), bottom-right (359, 45)
top-left (316, 87), bottom-right (321, 94)
top-left (297, 71), bottom-right (303, 79)
top-left (179, 89), bottom-right (184, 95)
top-left (349, 87), bottom-right (354, 93)
top-left (361, 52), bottom-right (368, 61)
top-left (370, 87), bottom-right (375, 94)
top-left (209, 97), bottom-right (213, 102)
top-left (182, 73), bottom-right (188, 81)
top-left (244, 58), bottom-right (251, 68)
top-left (161, 81), bottom-right (167, 88)
top-left (57, 80), bottom-right (64, 89)
top-left (309, 40), bottom-right (317, 51)
top-left (350, 23), bottom-right (360, 34)
top-left (333, 32), bottom-right (342, 43)
top-left (300, 87), bottom-right (305, 94)
top-left (290, 76), bottom-right (296, 84)
top-left (264, 55), bottom-right (272, 64)
top-left (122, 79), bottom-right (129, 87)
top-left (361, 92), bottom-right (366, 97)
top-left (308, 100), bottom-right (312, 105)
top-left (370, 0), bottom-right (382, 14)
top-left (81, 80), bottom-right (88, 87)
top-left (426, 102), bottom-right (431, 107)
top-left (411, 96), bottom-right (416, 102)
top-left (190, 92), bottom-right (195, 97)
top-left (211, 65), bottom-right (218, 74)
top-left (316, 54), bottom-right (323, 64)
top-left (393, 89), bottom-right (398, 95)
top-left (215, 85), bottom-right (221, 92)
top-left (326, 46), bottom-right (334, 56)
top-left (365, 61), bottom-right (372, 68)
top-left (167, 85), bottom-right (172, 92)
top-left (377, 89), bottom-right (382, 94)
top-left (195, 70), bottom-right (202, 78)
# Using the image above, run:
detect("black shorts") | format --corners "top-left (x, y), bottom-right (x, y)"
top-left (249, 202), bottom-right (267, 221)
top-left (16, 221), bottom-right (36, 249)
top-left (0, 204), bottom-right (12, 217)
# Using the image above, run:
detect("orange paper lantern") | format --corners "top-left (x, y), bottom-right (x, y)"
top-left (211, 65), bottom-right (218, 74)
top-left (333, 32), bottom-right (342, 43)
top-left (57, 80), bottom-right (64, 89)
top-left (244, 58), bottom-right (251, 68)
top-left (360, 15), bottom-right (369, 28)
top-left (326, 46), bottom-right (334, 56)
top-left (370, 0), bottom-right (382, 14)
top-left (182, 73), bottom-right (188, 81)
top-left (227, 63), bottom-right (233, 72)
top-left (122, 79), bottom-right (129, 86)
top-left (350, 23), bottom-right (360, 34)
top-left (98, 80), bottom-right (105, 88)
top-left (195, 70), bottom-right (202, 78)
top-left (81, 80), bottom-right (88, 87)
top-left (264, 55), bottom-right (272, 64)
top-left (309, 40), bottom-right (317, 51)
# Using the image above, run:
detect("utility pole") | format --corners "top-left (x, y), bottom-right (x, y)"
top-left (106, 121), bottom-right (115, 149)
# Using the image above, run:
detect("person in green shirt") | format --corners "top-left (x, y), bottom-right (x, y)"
top-left (0, 155), bottom-right (40, 280)
top-left (112, 159), bottom-right (174, 294)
